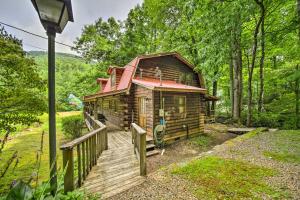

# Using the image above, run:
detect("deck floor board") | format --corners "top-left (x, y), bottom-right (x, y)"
top-left (82, 130), bottom-right (144, 199)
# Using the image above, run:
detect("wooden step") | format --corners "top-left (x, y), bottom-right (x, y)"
top-left (146, 143), bottom-right (156, 151)
top-left (146, 135), bottom-right (154, 144)
top-left (100, 176), bottom-right (145, 199)
top-left (146, 149), bottom-right (160, 157)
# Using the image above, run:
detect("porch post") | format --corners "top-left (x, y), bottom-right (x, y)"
top-left (94, 99), bottom-right (98, 120)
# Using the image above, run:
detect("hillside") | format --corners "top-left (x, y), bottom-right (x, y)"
top-left (27, 51), bottom-right (104, 111)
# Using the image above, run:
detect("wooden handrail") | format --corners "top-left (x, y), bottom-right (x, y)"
top-left (131, 123), bottom-right (146, 135)
top-left (131, 123), bottom-right (146, 176)
top-left (60, 112), bottom-right (108, 193)
top-left (60, 127), bottom-right (106, 150)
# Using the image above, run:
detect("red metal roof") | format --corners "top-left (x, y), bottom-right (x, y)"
top-left (84, 52), bottom-right (205, 101)
top-left (132, 77), bottom-right (206, 93)
top-left (107, 65), bottom-right (124, 74)
top-left (100, 57), bottom-right (139, 94)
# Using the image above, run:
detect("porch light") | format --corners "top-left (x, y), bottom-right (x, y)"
top-left (31, 0), bottom-right (74, 33)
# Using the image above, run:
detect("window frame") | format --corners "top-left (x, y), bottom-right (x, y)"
top-left (174, 95), bottom-right (186, 115)
top-left (109, 99), bottom-right (117, 113)
top-left (111, 68), bottom-right (116, 87)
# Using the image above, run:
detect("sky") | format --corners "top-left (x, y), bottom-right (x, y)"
top-left (0, 0), bottom-right (143, 54)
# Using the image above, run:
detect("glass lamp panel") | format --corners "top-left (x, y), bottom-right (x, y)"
top-left (59, 6), bottom-right (69, 31)
top-left (36, 0), bottom-right (64, 23)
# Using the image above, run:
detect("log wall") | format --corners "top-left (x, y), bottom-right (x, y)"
top-left (95, 94), bottom-right (130, 130)
top-left (153, 91), bottom-right (205, 143)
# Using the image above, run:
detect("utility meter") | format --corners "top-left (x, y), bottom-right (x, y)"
top-left (159, 109), bottom-right (164, 117)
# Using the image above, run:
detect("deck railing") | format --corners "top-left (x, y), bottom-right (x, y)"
top-left (60, 112), bottom-right (108, 193)
top-left (131, 123), bottom-right (146, 176)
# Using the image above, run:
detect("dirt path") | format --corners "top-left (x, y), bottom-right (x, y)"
top-left (146, 123), bottom-right (236, 173)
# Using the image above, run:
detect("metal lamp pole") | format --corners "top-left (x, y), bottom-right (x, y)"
top-left (31, 0), bottom-right (74, 194)
top-left (47, 27), bottom-right (57, 192)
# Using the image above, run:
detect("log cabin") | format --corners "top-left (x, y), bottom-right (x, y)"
top-left (83, 52), bottom-right (214, 144)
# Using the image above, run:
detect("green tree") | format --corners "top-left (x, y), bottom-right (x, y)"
top-left (0, 27), bottom-right (46, 136)
top-left (74, 17), bottom-right (126, 65)
top-left (0, 27), bottom-right (46, 179)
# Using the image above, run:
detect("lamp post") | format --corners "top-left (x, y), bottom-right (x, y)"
top-left (31, 0), bottom-right (73, 194)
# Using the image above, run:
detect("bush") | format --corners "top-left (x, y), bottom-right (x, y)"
top-left (3, 174), bottom-right (99, 200)
top-left (240, 111), bottom-right (298, 129)
top-left (62, 115), bottom-right (84, 139)
top-left (251, 113), bottom-right (280, 128)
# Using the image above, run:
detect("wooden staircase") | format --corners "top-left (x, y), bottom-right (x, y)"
top-left (146, 135), bottom-right (160, 157)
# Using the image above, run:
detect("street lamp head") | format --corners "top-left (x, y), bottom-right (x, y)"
top-left (31, 0), bottom-right (74, 34)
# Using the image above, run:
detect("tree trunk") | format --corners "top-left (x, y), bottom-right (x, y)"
top-left (229, 56), bottom-right (234, 117)
top-left (231, 15), bottom-right (243, 122)
top-left (211, 73), bottom-right (218, 115)
top-left (206, 102), bottom-right (211, 117)
top-left (296, 0), bottom-right (300, 128)
top-left (296, 64), bottom-right (299, 129)
top-left (206, 82), bottom-right (211, 117)
top-left (232, 38), bottom-right (243, 122)
top-left (258, 13), bottom-right (265, 113)
top-left (247, 0), bottom-right (264, 127)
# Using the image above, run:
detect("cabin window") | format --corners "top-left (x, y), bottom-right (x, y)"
top-left (174, 96), bottom-right (186, 115)
top-left (111, 68), bottom-right (116, 87)
top-left (179, 73), bottom-right (193, 85)
top-left (109, 99), bottom-right (117, 112)
top-left (139, 97), bottom-right (146, 114)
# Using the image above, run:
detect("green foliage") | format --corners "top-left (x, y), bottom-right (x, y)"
top-left (6, 180), bottom-right (33, 200)
top-left (4, 175), bottom-right (99, 200)
top-left (74, 17), bottom-right (127, 65)
top-left (61, 115), bottom-right (84, 139)
top-left (190, 135), bottom-right (213, 149)
top-left (0, 27), bottom-right (46, 134)
top-left (29, 51), bottom-right (102, 112)
top-left (245, 113), bottom-right (280, 128)
top-left (0, 112), bottom-right (80, 195)
top-left (172, 156), bottom-right (288, 199)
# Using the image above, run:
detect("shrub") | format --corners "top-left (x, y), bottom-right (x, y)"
top-left (4, 174), bottom-right (99, 200)
top-left (62, 115), bottom-right (84, 139)
top-left (240, 112), bottom-right (280, 128)
top-left (251, 113), bottom-right (280, 128)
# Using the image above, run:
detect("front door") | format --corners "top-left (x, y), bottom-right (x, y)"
top-left (138, 97), bottom-right (147, 129)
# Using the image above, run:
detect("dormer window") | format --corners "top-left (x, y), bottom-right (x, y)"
top-left (111, 68), bottom-right (116, 87)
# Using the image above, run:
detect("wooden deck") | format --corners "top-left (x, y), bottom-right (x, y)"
top-left (81, 130), bottom-right (145, 199)
top-left (227, 128), bottom-right (256, 134)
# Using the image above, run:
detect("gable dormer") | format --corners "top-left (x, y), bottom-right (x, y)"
top-left (107, 66), bottom-right (124, 90)
top-left (97, 78), bottom-right (108, 92)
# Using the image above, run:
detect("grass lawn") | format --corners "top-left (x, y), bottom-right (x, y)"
top-left (0, 111), bottom-right (81, 195)
top-left (263, 130), bottom-right (300, 164)
top-left (189, 135), bottom-right (214, 149)
top-left (172, 156), bottom-right (288, 199)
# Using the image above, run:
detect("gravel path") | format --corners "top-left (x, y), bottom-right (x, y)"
top-left (211, 130), bottom-right (300, 199)
top-left (108, 129), bottom-right (300, 200)
top-left (109, 169), bottom-right (198, 200)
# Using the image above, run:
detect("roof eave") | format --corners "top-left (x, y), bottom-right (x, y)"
top-left (84, 89), bottom-right (127, 102)
top-left (153, 87), bottom-right (207, 94)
